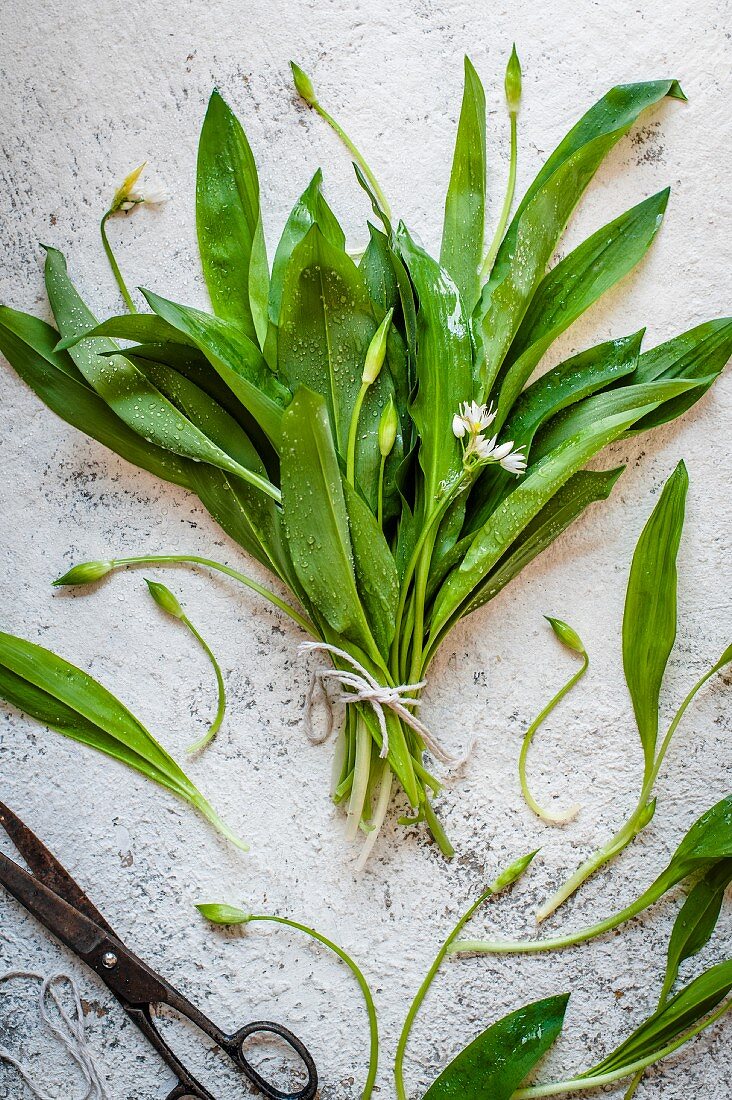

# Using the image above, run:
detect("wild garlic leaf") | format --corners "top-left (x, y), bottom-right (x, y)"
top-left (431, 408), bottom-right (649, 638)
top-left (142, 289), bottom-right (289, 447)
top-left (630, 317), bottom-right (732, 432)
top-left (622, 461), bottom-right (688, 769)
top-left (422, 994), bottom-right (569, 1099)
top-left (196, 89), bottom-right (264, 344)
top-left (280, 388), bottom-right (375, 655)
top-left (278, 224), bottom-right (392, 505)
top-left (360, 223), bottom-right (399, 315)
top-left (582, 961), bottom-right (732, 1080)
top-left (475, 81), bottom-right (684, 396)
top-left (55, 313), bottom-right (188, 350)
top-left (343, 478), bottom-right (399, 655)
top-left (440, 56), bottom-right (487, 314)
top-left (0, 630), bottom-right (245, 849)
top-left (0, 309), bottom-right (195, 489)
top-left (660, 859), bottom-right (732, 1003)
top-left (269, 169), bottom-right (346, 326)
top-left (493, 190), bottom-right (669, 424)
top-left (468, 332), bottom-right (642, 532)
top-left (397, 226), bottom-right (472, 508)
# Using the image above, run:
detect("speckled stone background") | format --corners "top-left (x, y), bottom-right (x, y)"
top-left (1, 1), bottom-right (730, 1097)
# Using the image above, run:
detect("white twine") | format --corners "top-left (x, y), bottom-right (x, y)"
top-left (0, 971), bottom-right (107, 1100)
top-left (299, 641), bottom-right (474, 767)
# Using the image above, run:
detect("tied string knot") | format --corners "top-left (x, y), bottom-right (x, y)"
top-left (299, 641), bottom-right (473, 767)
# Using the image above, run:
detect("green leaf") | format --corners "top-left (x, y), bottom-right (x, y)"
top-left (44, 247), bottom-right (280, 500)
top-left (431, 408), bottom-right (650, 637)
top-left (280, 388), bottom-right (374, 654)
top-left (440, 56), bottom-right (486, 314)
top-left (493, 190), bottom-right (669, 424)
top-left (55, 312), bottom-right (188, 351)
top-left (423, 994), bottom-right (569, 1099)
top-left (278, 225), bottom-right (391, 505)
top-left (630, 317), bottom-right (732, 431)
top-left (360, 223), bottom-right (399, 315)
top-left (475, 80), bottom-right (684, 396)
top-left (397, 226), bottom-right (473, 509)
top-left (660, 859), bottom-right (732, 1003)
top-left (583, 961), bottom-right (732, 1079)
top-left (0, 630), bottom-right (245, 849)
top-left (622, 461), bottom-right (688, 769)
top-left (269, 169), bottom-right (346, 325)
top-left (142, 288), bottom-right (289, 448)
top-left (343, 479), bottom-right (399, 655)
top-left (0, 308), bottom-right (194, 489)
top-left (196, 89), bottom-right (263, 344)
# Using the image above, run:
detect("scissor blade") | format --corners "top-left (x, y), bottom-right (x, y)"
top-left (0, 801), bottom-right (116, 935)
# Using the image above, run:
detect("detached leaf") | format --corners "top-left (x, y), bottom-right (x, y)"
top-left (660, 859), bottom-right (732, 1003)
top-left (196, 89), bottom-right (264, 344)
top-left (423, 994), bottom-right (569, 1099)
top-left (0, 631), bottom-right (245, 849)
top-left (622, 461), bottom-right (688, 768)
top-left (440, 56), bottom-right (487, 313)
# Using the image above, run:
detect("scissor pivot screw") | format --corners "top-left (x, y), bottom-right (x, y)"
top-left (102, 951), bottom-right (118, 969)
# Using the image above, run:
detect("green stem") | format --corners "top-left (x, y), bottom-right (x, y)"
top-left (347, 711), bottom-right (372, 841)
top-left (409, 526), bottom-right (438, 683)
top-left (183, 617), bottom-right (226, 754)
top-left (423, 798), bottom-right (455, 859)
top-left (355, 758), bottom-right (393, 869)
top-left (100, 211), bottom-right (138, 313)
top-left (450, 874), bottom-right (667, 957)
top-left (111, 555), bottom-right (315, 636)
top-left (479, 110), bottom-right (517, 284)
top-left (519, 655), bottom-right (588, 825)
top-left (247, 914), bottom-right (379, 1100)
top-left (395, 885), bottom-right (495, 1100)
top-left (347, 381), bottom-right (369, 486)
top-left (511, 999), bottom-right (731, 1098)
top-left (312, 102), bottom-right (392, 222)
top-left (377, 454), bottom-right (386, 528)
top-left (536, 658), bottom-right (722, 921)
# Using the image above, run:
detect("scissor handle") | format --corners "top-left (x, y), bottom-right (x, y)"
top-left (223, 1021), bottom-right (318, 1100)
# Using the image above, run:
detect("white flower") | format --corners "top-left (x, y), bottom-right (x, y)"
top-left (109, 162), bottom-right (167, 214)
top-left (499, 447), bottom-right (527, 475)
top-left (452, 400), bottom-right (496, 439)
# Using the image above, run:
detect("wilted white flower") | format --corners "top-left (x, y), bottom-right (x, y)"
top-left (109, 162), bottom-right (167, 214)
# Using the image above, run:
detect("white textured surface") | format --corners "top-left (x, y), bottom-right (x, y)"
top-left (1, 2), bottom-right (730, 1097)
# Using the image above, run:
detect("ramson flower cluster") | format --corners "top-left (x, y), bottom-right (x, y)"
top-left (452, 401), bottom-right (527, 474)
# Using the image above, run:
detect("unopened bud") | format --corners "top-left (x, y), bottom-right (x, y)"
top-left (53, 560), bottom-right (113, 587)
top-left (490, 849), bottom-right (539, 894)
top-left (505, 44), bottom-right (522, 113)
top-left (545, 616), bottom-right (586, 656)
top-left (362, 308), bottom-right (393, 385)
top-left (145, 578), bottom-right (184, 619)
top-left (378, 395), bottom-right (398, 458)
top-left (196, 902), bottom-right (251, 925)
top-left (290, 62), bottom-right (317, 108)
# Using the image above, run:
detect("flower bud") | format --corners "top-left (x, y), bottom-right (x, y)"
top-left (195, 902), bottom-right (251, 925)
top-left (145, 578), bottom-right (184, 619)
top-left (545, 616), bottom-right (586, 656)
top-left (362, 308), bottom-right (393, 385)
top-left (505, 44), bottom-right (522, 113)
top-left (490, 849), bottom-right (539, 894)
top-left (290, 62), bottom-right (317, 108)
top-left (53, 560), bottom-right (113, 587)
top-left (378, 395), bottom-right (398, 458)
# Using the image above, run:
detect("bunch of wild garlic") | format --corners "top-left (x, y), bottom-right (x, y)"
top-left (1, 49), bottom-right (730, 861)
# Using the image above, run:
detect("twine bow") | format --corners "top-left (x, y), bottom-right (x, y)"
top-left (299, 641), bottom-right (472, 766)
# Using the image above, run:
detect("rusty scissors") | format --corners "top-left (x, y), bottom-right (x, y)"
top-left (0, 802), bottom-right (318, 1100)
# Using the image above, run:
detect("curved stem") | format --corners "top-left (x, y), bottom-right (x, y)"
top-left (247, 914), bottom-right (379, 1100)
top-left (479, 111), bottom-right (517, 284)
top-left (312, 103), bottom-right (392, 222)
top-left (377, 454), bottom-right (386, 528)
top-left (648, 661), bottom-right (725, 788)
top-left (511, 998), bottom-right (731, 1097)
top-left (183, 617), bottom-right (226, 753)
top-left (395, 885), bottom-right (494, 1100)
top-left (100, 211), bottom-right (138, 313)
top-left (111, 554), bottom-right (315, 636)
top-left (347, 382), bottom-right (369, 485)
top-left (518, 655), bottom-right (588, 825)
